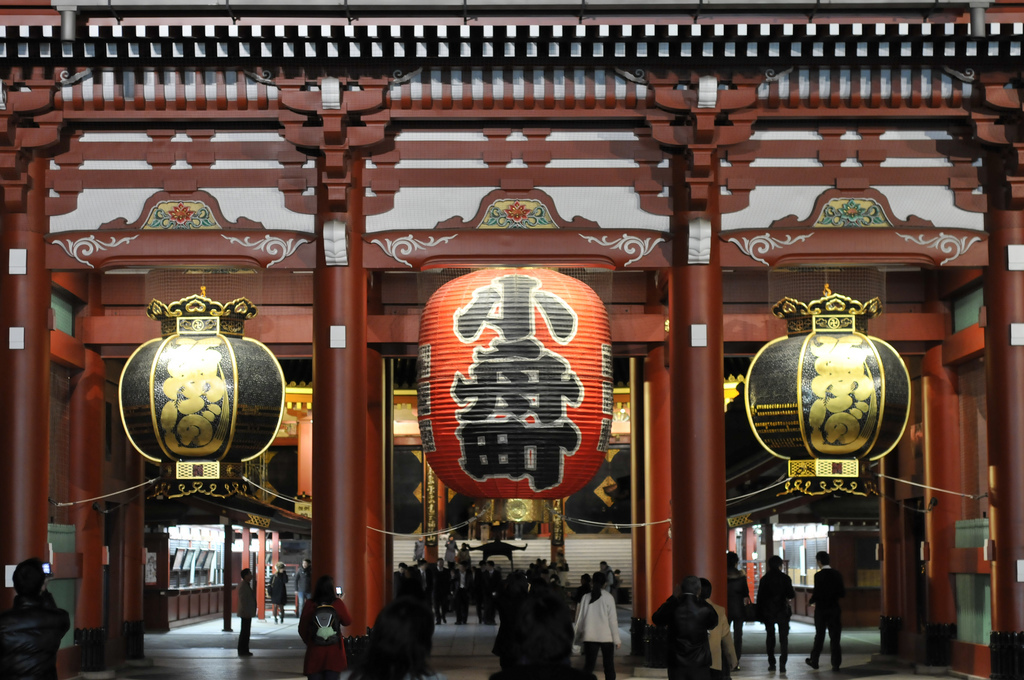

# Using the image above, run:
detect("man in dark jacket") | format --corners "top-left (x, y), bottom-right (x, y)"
top-left (652, 575), bottom-right (719, 680)
top-left (295, 558), bottom-right (313, 617)
top-left (452, 561), bottom-right (474, 624)
top-left (806, 551), bottom-right (845, 672)
top-left (757, 555), bottom-right (796, 673)
top-left (432, 559), bottom-right (452, 624)
top-left (0, 558), bottom-right (71, 680)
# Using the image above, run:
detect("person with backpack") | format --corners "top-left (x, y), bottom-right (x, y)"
top-left (298, 574), bottom-right (353, 680)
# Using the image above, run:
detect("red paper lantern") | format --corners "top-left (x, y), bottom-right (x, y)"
top-left (417, 268), bottom-right (612, 499)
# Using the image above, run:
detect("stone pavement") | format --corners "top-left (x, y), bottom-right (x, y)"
top-left (107, 607), bottom-right (962, 680)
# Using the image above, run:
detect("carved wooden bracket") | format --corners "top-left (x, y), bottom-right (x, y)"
top-left (363, 228), bottom-right (671, 270)
top-left (0, 77), bottom-right (64, 209)
top-left (721, 227), bottom-right (987, 268)
top-left (973, 82), bottom-right (1024, 209)
top-left (278, 77), bottom-right (390, 213)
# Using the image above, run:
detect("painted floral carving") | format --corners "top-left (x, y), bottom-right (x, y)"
top-left (504, 201), bottom-right (532, 222)
top-left (143, 201), bottom-right (220, 230)
top-left (478, 199), bottom-right (557, 229)
top-left (814, 198), bottom-right (892, 228)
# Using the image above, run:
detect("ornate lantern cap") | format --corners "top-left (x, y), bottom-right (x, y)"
top-left (771, 285), bottom-right (882, 335)
top-left (146, 287), bottom-right (258, 338)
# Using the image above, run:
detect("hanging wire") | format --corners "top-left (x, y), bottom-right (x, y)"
top-left (245, 476), bottom-right (496, 539)
top-left (49, 478), bottom-right (158, 507)
top-left (874, 472), bottom-right (983, 499)
top-left (243, 476), bottom-right (304, 504)
top-left (561, 516), bottom-right (671, 530)
top-left (725, 477), bottom-right (790, 505)
top-left (367, 501), bottom-right (495, 538)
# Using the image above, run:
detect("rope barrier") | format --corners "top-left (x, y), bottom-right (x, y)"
top-left (49, 478), bottom-right (159, 507)
top-left (875, 472), bottom-right (982, 499)
top-left (725, 477), bottom-right (790, 504)
top-left (559, 515), bottom-right (671, 529)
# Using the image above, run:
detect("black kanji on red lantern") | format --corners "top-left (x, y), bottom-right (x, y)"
top-left (451, 274), bottom-right (583, 491)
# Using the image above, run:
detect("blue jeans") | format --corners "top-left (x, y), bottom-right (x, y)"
top-left (307, 672), bottom-right (340, 680)
top-left (297, 592), bottom-right (308, 616)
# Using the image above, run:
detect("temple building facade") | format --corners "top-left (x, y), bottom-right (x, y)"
top-left (1, 0), bottom-right (1021, 677)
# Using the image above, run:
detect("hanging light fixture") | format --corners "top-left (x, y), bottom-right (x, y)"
top-left (119, 288), bottom-right (285, 498)
top-left (745, 286), bottom-right (910, 496)
top-left (417, 268), bottom-right (613, 521)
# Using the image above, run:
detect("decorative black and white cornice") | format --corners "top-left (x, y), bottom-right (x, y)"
top-left (3, 19), bottom-right (1020, 70)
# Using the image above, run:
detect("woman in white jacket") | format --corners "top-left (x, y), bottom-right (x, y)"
top-left (574, 570), bottom-right (621, 680)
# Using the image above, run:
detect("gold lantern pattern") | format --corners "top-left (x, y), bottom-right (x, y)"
top-left (119, 291), bottom-right (285, 498)
top-left (744, 288), bottom-right (910, 496)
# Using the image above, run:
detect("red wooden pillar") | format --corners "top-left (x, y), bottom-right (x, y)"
top-left (630, 357), bottom-right (648, 621)
top-left (878, 453), bottom-right (902, 617)
top-left (0, 156), bottom-right (50, 610)
top-left (256, 528), bottom-right (266, 620)
top-left (297, 416), bottom-right (313, 497)
top-left (69, 300), bottom-right (106, 632)
top-left (222, 522), bottom-right (233, 632)
top-left (922, 345), bottom-right (961, 624)
top-left (123, 423), bottom-right (146, 638)
top-left (645, 344), bottom-right (673, 613)
top-left (312, 154), bottom-right (368, 632)
top-left (365, 347), bottom-right (387, 622)
top-left (984, 207), bottom-right (1024, 633)
top-left (669, 213), bottom-right (727, 596)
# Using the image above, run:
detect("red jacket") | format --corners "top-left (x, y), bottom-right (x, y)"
top-left (298, 597), bottom-right (353, 674)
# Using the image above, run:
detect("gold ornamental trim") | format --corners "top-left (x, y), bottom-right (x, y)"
top-left (425, 465), bottom-right (439, 547)
top-left (150, 479), bottom-right (251, 499)
top-left (479, 498), bottom-right (551, 523)
top-left (789, 459), bottom-right (860, 477)
top-left (176, 461), bottom-right (220, 479)
top-left (551, 498), bottom-right (565, 546)
top-left (727, 514), bottom-right (752, 528)
top-left (778, 477), bottom-right (879, 497)
top-left (245, 514), bottom-right (272, 528)
top-left (147, 293), bottom-right (258, 339)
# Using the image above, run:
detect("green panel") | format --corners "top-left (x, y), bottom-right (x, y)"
top-left (954, 573), bottom-right (991, 644)
top-left (952, 287), bottom-right (983, 334)
top-left (46, 524), bottom-right (76, 648)
top-left (50, 293), bottom-right (74, 336)
top-left (954, 518), bottom-right (989, 548)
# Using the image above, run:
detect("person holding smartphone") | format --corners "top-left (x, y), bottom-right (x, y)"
top-left (298, 575), bottom-right (353, 680)
top-left (0, 558), bottom-right (71, 679)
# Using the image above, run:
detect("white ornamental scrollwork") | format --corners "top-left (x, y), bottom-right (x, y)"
top-left (895, 232), bottom-right (982, 266)
top-left (579, 233), bottom-right (665, 267)
top-left (53, 234), bottom-right (138, 268)
top-left (369, 234), bottom-right (458, 268)
top-left (221, 234), bottom-right (310, 267)
top-left (726, 232), bottom-right (815, 266)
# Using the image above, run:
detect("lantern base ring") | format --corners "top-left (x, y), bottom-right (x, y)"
top-left (478, 498), bottom-right (552, 523)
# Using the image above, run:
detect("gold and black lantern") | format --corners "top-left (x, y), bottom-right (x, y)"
top-left (745, 287), bottom-right (910, 496)
top-left (119, 290), bottom-right (285, 498)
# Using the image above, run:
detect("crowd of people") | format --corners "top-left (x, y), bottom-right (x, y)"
top-left (0, 547), bottom-right (844, 680)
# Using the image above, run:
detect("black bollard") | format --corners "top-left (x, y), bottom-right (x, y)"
top-left (73, 627), bottom-right (106, 673)
top-left (630, 617), bottom-right (645, 657)
top-left (878, 615), bottom-right (901, 655)
top-left (122, 619), bottom-right (146, 660)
